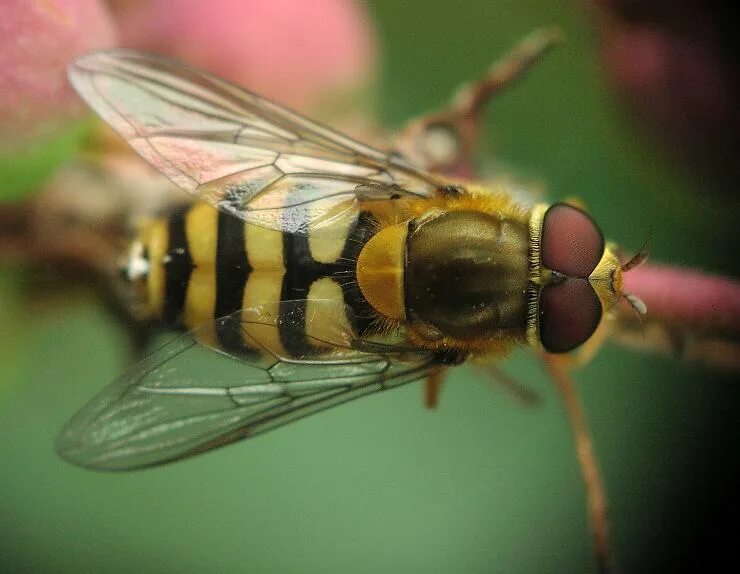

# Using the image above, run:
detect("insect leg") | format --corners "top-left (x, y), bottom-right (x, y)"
top-left (543, 353), bottom-right (616, 574)
top-left (424, 369), bottom-right (446, 409)
top-left (393, 28), bottom-right (562, 176)
top-left (559, 318), bottom-right (615, 369)
top-left (474, 362), bottom-right (542, 406)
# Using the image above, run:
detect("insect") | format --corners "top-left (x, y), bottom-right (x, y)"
top-left (56, 43), bottom-right (647, 475)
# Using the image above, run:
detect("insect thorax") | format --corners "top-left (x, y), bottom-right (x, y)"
top-left (355, 198), bottom-right (532, 354)
top-left (406, 210), bottom-right (530, 346)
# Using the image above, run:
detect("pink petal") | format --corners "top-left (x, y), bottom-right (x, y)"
top-left (624, 263), bottom-right (740, 333)
top-left (0, 0), bottom-right (117, 151)
top-left (115, 0), bottom-right (377, 110)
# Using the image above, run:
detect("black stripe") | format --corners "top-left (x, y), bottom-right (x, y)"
top-left (279, 211), bottom-right (379, 357)
top-left (214, 212), bottom-right (253, 353)
top-left (279, 230), bottom-right (315, 357)
top-left (163, 205), bottom-right (193, 326)
top-left (337, 211), bottom-right (378, 335)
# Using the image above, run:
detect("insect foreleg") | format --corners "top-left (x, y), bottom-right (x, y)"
top-left (544, 354), bottom-right (615, 574)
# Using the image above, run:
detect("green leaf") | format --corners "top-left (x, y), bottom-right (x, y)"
top-left (0, 120), bottom-right (93, 203)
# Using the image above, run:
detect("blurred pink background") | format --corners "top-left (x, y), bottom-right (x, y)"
top-left (0, 0), bottom-right (377, 153)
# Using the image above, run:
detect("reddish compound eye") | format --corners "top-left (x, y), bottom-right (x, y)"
top-left (541, 204), bottom-right (605, 278)
top-left (540, 278), bottom-right (602, 353)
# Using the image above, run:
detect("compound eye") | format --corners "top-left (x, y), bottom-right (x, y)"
top-left (542, 204), bottom-right (605, 278)
top-left (540, 278), bottom-right (602, 353)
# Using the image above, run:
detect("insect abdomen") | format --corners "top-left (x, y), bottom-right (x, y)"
top-left (128, 203), bottom-right (378, 356)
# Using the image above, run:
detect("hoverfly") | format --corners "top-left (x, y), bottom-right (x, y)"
top-left (57, 42), bottom-right (644, 477)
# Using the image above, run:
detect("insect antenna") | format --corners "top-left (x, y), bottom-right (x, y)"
top-left (621, 250), bottom-right (648, 272)
top-left (623, 293), bottom-right (647, 317)
top-left (618, 228), bottom-right (650, 340)
top-left (620, 228), bottom-right (652, 272)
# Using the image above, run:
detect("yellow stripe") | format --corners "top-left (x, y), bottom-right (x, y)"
top-left (526, 203), bottom-right (548, 348)
top-left (143, 219), bottom-right (168, 318)
top-left (245, 223), bottom-right (284, 270)
top-left (185, 203), bottom-right (219, 267)
top-left (305, 278), bottom-right (353, 349)
top-left (308, 202), bottom-right (356, 264)
top-left (241, 223), bottom-right (286, 354)
top-left (184, 204), bottom-right (218, 342)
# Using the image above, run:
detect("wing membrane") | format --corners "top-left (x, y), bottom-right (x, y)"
top-left (57, 300), bottom-right (436, 470)
top-left (69, 50), bottom-right (441, 232)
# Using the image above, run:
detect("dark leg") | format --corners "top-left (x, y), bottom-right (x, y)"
top-left (424, 369), bottom-right (446, 409)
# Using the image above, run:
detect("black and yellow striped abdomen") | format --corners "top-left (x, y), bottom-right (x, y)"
top-left (126, 186), bottom-right (541, 360)
top-left (128, 202), bottom-right (378, 356)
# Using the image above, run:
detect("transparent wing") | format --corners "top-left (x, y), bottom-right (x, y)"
top-left (68, 49), bottom-right (442, 233)
top-left (57, 300), bottom-right (437, 471)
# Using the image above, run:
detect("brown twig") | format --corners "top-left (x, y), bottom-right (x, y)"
top-left (624, 263), bottom-right (740, 333)
top-left (617, 263), bottom-right (740, 370)
top-left (394, 28), bottom-right (562, 177)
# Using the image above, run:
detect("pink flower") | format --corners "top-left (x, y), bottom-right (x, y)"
top-left (0, 0), bottom-right (117, 152)
top-left (113, 0), bottom-right (377, 110)
top-left (0, 0), bottom-right (376, 199)
top-left (587, 1), bottom-right (738, 194)
top-left (0, 0), bottom-right (377, 155)
top-left (624, 263), bottom-right (740, 334)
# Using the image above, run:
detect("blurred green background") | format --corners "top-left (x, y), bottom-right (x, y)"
top-left (1, 1), bottom-right (737, 573)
